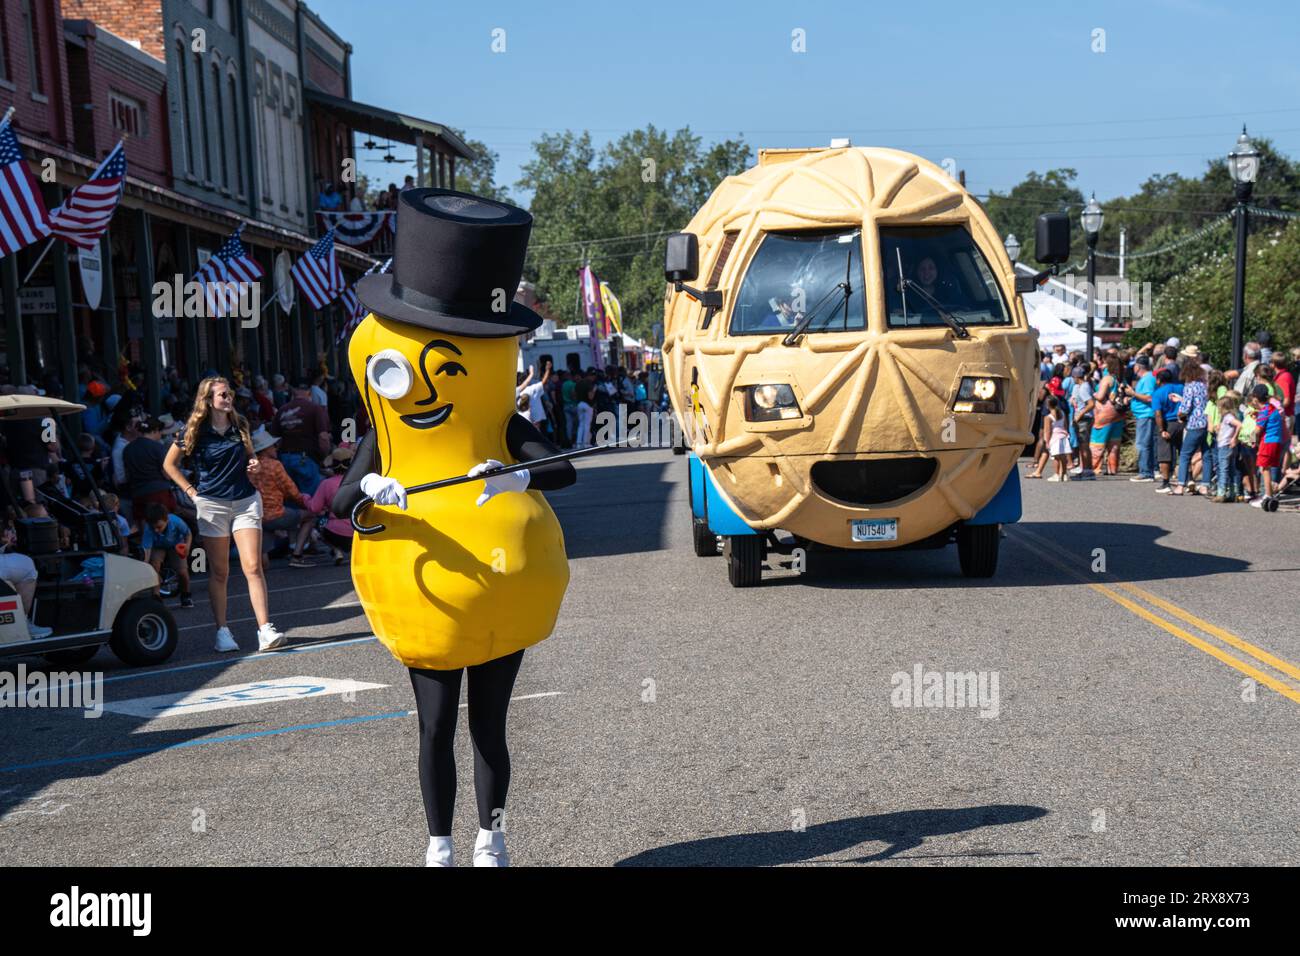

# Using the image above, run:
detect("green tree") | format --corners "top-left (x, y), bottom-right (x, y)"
top-left (518, 125), bottom-right (750, 339)
top-left (982, 169), bottom-right (1085, 264)
top-left (449, 128), bottom-right (510, 202)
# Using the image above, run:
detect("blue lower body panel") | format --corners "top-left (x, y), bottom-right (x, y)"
top-left (688, 453), bottom-right (758, 535)
top-left (967, 466), bottom-right (1021, 526)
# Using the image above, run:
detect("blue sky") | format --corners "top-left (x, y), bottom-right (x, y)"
top-left (311, 0), bottom-right (1300, 207)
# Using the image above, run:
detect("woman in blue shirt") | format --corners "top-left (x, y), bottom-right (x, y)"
top-left (1173, 362), bottom-right (1209, 495)
top-left (163, 377), bottom-right (286, 653)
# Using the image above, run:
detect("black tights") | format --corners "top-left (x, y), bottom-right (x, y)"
top-left (408, 650), bottom-right (524, 836)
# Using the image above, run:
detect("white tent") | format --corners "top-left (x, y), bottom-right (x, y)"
top-left (1027, 304), bottom-right (1091, 351)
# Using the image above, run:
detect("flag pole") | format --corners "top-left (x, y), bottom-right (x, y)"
top-left (19, 238), bottom-right (55, 287)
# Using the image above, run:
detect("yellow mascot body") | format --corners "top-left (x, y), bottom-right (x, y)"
top-left (347, 312), bottom-right (569, 670)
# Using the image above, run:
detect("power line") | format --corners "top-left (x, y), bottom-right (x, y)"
top-left (450, 105), bottom-right (1300, 137)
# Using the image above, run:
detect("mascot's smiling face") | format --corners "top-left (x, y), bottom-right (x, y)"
top-left (350, 312), bottom-right (518, 464)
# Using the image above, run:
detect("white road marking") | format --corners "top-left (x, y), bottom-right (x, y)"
top-left (104, 676), bottom-right (387, 719)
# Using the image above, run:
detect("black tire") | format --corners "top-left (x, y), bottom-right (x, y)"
top-left (43, 646), bottom-right (100, 666)
top-left (725, 535), bottom-right (764, 588)
top-left (1264, 497), bottom-right (1280, 513)
top-left (692, 518), bottom-right (719, 557)
top-left (957, 523), bottom-right (1000, 578)
top-left (109, 599), bottom-right (178, 667)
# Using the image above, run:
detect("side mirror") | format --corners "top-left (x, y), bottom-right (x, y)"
top-left (664, 232), bottom-right (699, 283)
top-left (1014, 275), bottom-right (1040, 294)
top-left (1034, 213), bottom-right (1071, 265)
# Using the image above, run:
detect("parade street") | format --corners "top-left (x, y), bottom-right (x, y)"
top-left (2, 447), bottom-right (1297, 867)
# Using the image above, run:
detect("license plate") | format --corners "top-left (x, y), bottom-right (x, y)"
top-left (851, 518), bottom-right (897, 542)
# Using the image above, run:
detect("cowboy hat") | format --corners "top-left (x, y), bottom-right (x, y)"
top-left (1181, 344), bottom-right (1202, 359)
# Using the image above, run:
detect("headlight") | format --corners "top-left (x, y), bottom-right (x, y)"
top-left (953, 377), bottom-right (1004, 414)
top-left (743, 383), bottom-right (802, 422)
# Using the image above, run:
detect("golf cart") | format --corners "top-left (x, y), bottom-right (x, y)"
top-left (0, 394), bottom-right (178, 667)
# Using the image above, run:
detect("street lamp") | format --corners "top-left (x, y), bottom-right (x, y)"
top-left (1228, 125), bottom-right (1260, 367)
top-left (1081, 193), bottom-right (1104, 361)
top-left (1004, 233), bottom-right (1020, 263)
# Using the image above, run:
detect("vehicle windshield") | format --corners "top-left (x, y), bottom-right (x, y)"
top-left (881, 225), bottom-right (1010, 329)
top-left (728, 229), bottom-right (865, 336)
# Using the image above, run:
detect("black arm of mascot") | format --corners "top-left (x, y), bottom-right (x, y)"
top-left (331, 415), bottom-right (576, 519)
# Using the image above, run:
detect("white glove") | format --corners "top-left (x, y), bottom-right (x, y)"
top-left (360, 472), bottom-right (408, 509)
top-left (468, 459), bottom-right (530, 507)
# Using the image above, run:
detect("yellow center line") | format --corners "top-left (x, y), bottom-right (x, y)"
top-left (1117, 582), bottom-right (1300, 684)
top-left (1008, 528), bottom-right (1300, 706)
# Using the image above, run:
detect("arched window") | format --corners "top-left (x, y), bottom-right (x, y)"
top-left (212, 59), bottom-right (228, 188)
top-left (193, 51), bottom-right (212, 182)
top-left (175, 39), bottom-right (193, 174)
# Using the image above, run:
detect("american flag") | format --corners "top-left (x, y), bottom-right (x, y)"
top-left (335, 257), bottom-right (391, 344)
top-left (291, 228), bottom-right (345, 310)
top-left (194, 224), bottom-right (265, 318)
top-left (48, 141), bottom-right (126, 250)
top-left (0, 121), bottom-right (52, 257)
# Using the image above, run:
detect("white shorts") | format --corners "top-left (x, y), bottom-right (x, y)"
top-left (194, 492), bottom-right (263, 539)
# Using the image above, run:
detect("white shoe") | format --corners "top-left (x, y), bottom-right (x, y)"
top-left (1068, 466), bottom-right (1083, 476)
top-left (214, 626), bottom-right (239, 653)
top-left (1046, 474), bottom-right (1062, 482)
top-left (257, 622), bottom-right (288, 651)
top-left (27, 622), bottom-right (53, 639)
top-left (426, 835), bottom-right (454, 867)
top-left (473, 827), bottom-right (509, 867)
top-left (1130, 476), bottom-right (1154, 482)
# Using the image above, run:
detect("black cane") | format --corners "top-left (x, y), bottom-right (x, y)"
top-left (349, 441), bottom-right (634, 535)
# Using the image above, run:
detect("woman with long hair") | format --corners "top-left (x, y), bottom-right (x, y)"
top-left (1088, 353), bottom-right (1127, 477)
top-left (163, 377), bottom-right (286, 652)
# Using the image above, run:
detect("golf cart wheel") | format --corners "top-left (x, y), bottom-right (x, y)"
top-left (1264, 497), bottom-right (1280, 513)
top-left (44, 646), bottom-right (100, 666)
top-left (109, 598), bottom-right (178, 667)
top-left (692, 517), bottom-right (719, 557)
top-left (725, 535), bottom-right (764, 588)
top-left (957, 523), bottom-right (1000, 578)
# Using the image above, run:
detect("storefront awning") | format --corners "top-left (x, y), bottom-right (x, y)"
top-left (304, 88), bottom-right (476, 161)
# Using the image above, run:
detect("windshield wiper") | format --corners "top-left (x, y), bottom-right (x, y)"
top-left (902, 278), bottom-right (970, 339)
top-left (781, 281), bottom-right (852, 346)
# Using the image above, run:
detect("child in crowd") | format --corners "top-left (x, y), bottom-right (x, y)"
top-left (1045, 397), bottom-right (1072, 482)
top-left (1251, 384), bottom-right (1286, 504)
top-left (100, 492), bottom-right (131, 555)
top-left (142, 502), bottom-right (193, 608)
top-left (1211, 395), bottom-right (1240, 503)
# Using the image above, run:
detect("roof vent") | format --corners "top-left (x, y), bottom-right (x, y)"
top-left (830, 138), bottom-right (852, 149)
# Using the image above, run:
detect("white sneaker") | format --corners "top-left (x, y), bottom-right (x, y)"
top-left (1046, 474), bottom-right (1062, 482)
top-left (426, 836), bottom-right (454, 867)
top-left (214, 626), bottom-right (239, 653)
top-left (257, 623), bottom-right (288, 651)
top-left (27, 622), bottom-right (53, 639)
top-left (1130, 476), bottom-right (1154, 483)
top-left (1249, 497), bottom-right (1264, 508)
top-left (473, 827), bottom-right (509, 867)
top-left (1068, 466), bottom-right (1083, 476)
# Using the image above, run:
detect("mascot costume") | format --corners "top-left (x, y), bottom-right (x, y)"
top-left (332, 188), bottom-right (575, 867)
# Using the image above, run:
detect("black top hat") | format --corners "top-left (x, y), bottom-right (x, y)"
top-left (356, 187), bottom-right (542, 338)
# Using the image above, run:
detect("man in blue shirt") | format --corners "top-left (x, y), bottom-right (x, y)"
top-left (1126, 356), bottom-right (1157, 481)
top-left (1152, 368), bottom-right (1183, 492)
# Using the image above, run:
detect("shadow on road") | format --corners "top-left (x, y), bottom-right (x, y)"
top-left (550, 460), bottom-right (676, 559)
top-left (764, 521), bottom-right (1250, 590)
top-left (615, 804), bottom-right (1049, 866)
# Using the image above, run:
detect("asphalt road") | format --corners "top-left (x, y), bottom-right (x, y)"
top-left (2, 447), bottom-right (1298, 866)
